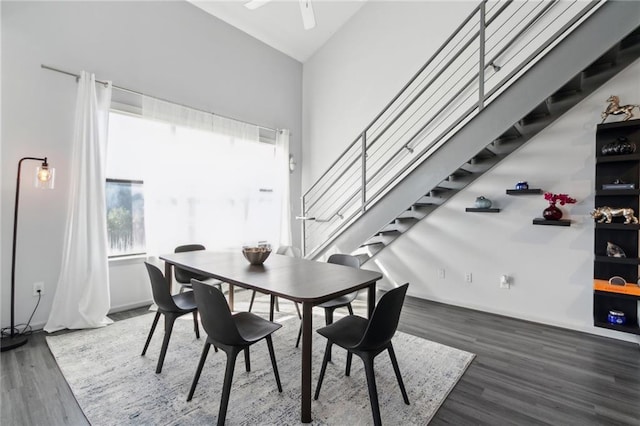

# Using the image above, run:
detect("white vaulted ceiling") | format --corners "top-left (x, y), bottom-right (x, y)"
top-left (188, 0), bottom-right (367, 62)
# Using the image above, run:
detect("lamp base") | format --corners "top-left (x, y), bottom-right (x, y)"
top-left (0, 334), bottom-right (28, 352)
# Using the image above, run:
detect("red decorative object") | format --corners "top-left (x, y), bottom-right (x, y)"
top-left (543, 204), bottom-right (563, 220)
top-left (542, 192), bottom-right (576, 220)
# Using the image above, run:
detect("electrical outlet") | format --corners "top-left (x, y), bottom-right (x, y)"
top-left (500, 275), bottom-right (510, 289)
top-left (33, 281), bottom-right (44, 296)
top-left (438, 268), bottom-right (445, 279)
top-left (465, 272), bottom-right (472, 283)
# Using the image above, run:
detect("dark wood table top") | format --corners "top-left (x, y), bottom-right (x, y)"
top-left (159, 250), bottom-right (382, 304)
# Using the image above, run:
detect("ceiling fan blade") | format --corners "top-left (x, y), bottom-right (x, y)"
top-left (298, 0), bottom-right (316, 30)
top-left (244, 0), bottom-right (272, 10)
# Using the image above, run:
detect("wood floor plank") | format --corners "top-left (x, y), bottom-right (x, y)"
top-left (1, 292), bottom-right (639, 425)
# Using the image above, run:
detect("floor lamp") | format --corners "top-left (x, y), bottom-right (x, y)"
top-left (1, 157), bottom-right (55, 352)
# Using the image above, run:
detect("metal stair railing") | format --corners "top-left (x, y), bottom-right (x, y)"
top-left (300, 0), bottom-right (605, 258)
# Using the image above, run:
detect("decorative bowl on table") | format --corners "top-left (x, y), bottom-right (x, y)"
top-left (242, 246), bottom-right (272, 265)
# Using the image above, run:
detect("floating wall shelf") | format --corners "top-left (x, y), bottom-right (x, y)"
top-left (532, 218), bottom-right (571, 226)
top-left (506, 189), bottom-right (543, 195)
top-left (465, 208), bottom-right (500, 213)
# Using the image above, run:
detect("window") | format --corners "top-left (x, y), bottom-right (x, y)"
top-left (106, 109), bottom-right (280, 257)
top-left (106, 179), bottom-right (146, 257)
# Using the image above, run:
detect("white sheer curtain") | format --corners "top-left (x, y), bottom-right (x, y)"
top-left (139, 97), bottom-right (279, 255)
top-left (45, 72), bottom-right (113, 332)
top-left (276, 129), bottom-right (292, 247)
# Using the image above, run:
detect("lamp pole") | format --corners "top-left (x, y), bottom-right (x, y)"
top-left (1, 157), bottom-right (52, 352)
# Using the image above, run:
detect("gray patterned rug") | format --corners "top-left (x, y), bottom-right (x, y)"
top-left (46, 297), bottom-right (474, 425)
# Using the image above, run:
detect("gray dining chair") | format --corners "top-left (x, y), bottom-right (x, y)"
top-left (174, 244), bottom-right (224, 294)
top-left (314, 283), bottom-right (410, 426)
top-left (141, 262), bottom-right (200, 374)
top-left (187, 279), bottom-right (283, 426)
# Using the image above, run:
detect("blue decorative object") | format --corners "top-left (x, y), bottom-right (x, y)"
top-left (474, 196), bottom-right (492, 209)
top-left (607, 310), bottom-right (626, 325)
top-left (515, 181), bottom-right (529, 190)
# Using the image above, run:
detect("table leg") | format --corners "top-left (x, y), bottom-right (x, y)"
top-left (228, 284), bottom-right (234, 311)
top-left (301, 301), bottom-right (313, 423)
top-left (164, 262), bottom-right (173, 292)
top-left (367, 282), bottom-right (376, 318)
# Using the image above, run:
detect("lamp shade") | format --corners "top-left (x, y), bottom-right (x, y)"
top-left (35, 164), bottom-right (55, 189)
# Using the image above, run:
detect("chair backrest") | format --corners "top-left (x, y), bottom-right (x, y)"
top-left (327, 253), bottom-right (360, 269)
top-left (144, 262), bottom-right (180, 312)
top-left (276, 245), bottom-right (302, 258)
top-left (356, 283), bottom-right (409, 350)
top-left (191, 279), bottom-right (246, 345)
top-left (174, 244), bottom-right (207, 283)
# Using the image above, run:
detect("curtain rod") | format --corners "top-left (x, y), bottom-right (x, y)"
top-left (41, 64), bottom-right (280, 134)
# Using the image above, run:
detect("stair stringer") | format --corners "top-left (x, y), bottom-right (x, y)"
top-left (308, 0), bottom-right (640, 261)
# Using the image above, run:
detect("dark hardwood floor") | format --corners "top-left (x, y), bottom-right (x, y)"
top-left (1, 290), bottom-right (639, 425)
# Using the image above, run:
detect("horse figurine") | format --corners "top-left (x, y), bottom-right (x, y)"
top-left (601, 95), bottom-right (639, 123)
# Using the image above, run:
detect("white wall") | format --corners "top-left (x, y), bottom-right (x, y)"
top-left (301, 1), bottom-right (477, 189)
top-left (1, 1), bottom-right (302, 329)
top-left (302, 1), bottom-right (640, 343)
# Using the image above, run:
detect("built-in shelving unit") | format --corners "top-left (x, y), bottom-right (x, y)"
top-left (593, 119), bottom-right (640, 335)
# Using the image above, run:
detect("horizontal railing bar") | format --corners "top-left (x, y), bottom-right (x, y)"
top-left (363, 26), bottom-right (482, 154)
top-left (366, 10), bottom-right (484, 140)
top-left (363, 103), bottom-right (480, 211)
top-left (364, 73), bottom-right (480, 187)
top-left (486, 1), bottom-right (557, 68)
top-left (302, 2), bottom-right (487, 200)
top-left (484, 0), bottom-right (601, 102)
top-left (366, 48), bottom-right (480, 162)
top-left (304, 147), bottom-right (362, 212)
top-left (484, 0), bottom-right (514, 27)
top-left (303, 133), bottom-right (363, 199)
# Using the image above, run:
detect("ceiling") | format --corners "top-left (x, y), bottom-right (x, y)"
top-left (188, 0), bottom-right (367, 62)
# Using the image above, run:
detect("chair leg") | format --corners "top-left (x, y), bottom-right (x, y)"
top-left (156, 315), bottom-right (177, 374)
top-left (345, 351), bottom-right (353, 376)
top-left (141, 312), bottom-right (161, 356)
top-left (248, 290), bottom-right (257, 312)
top-left (187, 342), bottom-right (212, 401)
top-left (314, 340), bottom-right (332, 400)
top-left (265, 336), bottom-right (282, 392)
top-left (274, 296), bottom-right (280, 312)
top-left (362, 355), bottom-right (382, 426)
top-left (294, 302), bottom-right (302, 319)
top-left (244, 347), bottom-right (250, 372)
top-left (218, 348), bottom-right (241, 426)
top-left (388, 344), bottom-right (410, 405)
top-left (324, 307), bottom-right (334, 326)
top-left (347, 302), bottom-right (354, 315)
top-left (192, 310), bottom-right (200, 339)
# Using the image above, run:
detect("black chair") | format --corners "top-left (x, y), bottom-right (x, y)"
top-left (141, 262), bottom-right (200, 374)
top-left (187, 279), bottom-right (283, 426)
top-left (295, 253), bottom-right (360, 348)
top-left (174, 244), bottom-right (223, 294)
top-left (248, 245), bottom-right (302, 317)
top-left (314, 283), bottom-right (410, 426)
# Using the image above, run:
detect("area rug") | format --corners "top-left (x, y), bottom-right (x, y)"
top-left (46, 299), bottom-right (474, 425)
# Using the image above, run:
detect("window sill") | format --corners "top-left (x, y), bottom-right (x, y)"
top-left (108, 254), bottom-right (149, 265)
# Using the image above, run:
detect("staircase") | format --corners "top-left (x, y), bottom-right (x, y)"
top-left (300, 0), bottom-right (640, 263)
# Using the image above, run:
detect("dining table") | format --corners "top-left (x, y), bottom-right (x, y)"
top-left (159, 250), bottom-right (383, 423)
